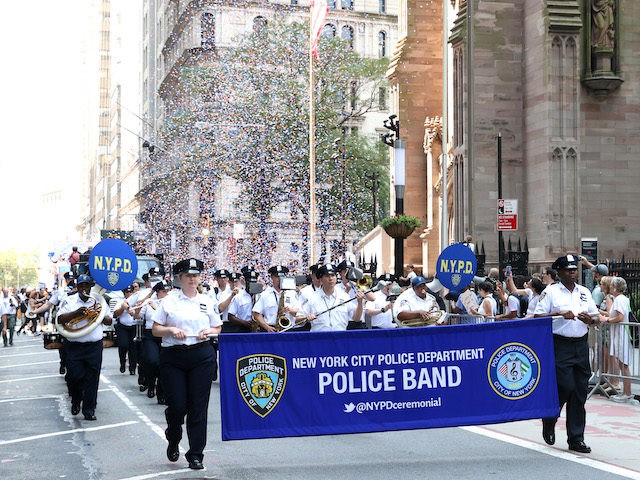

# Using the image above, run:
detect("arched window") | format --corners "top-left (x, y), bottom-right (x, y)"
top-left (201, 13), bottom-right (215, 48)
top-left (341, 25), bottom-right (354, 49)
top-left (253, 16), bottom-right (267, 34)
top-left (322, 23), bottom-right (336, 38)
top-left (379, 0), bottom-right (386, 14)
top-left (378, 31), bottom-right (387, 57)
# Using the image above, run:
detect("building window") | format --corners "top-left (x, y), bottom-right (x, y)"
top-left (323, 23), bottom-right (336, 37)
top-left (253, 16), bottom-right (268, 34)
top-left (291, 0), bottom-right (299, 4)
top-left (341, 0), bottom-right (354, 10)
top-left (328, 0), bottom-right (336, 8)
top-left (378, 87), bottom-right (387, 110)
top-left (378, 31), bottom-right (386, 57)
top-left (201, 12), bottom-right (215, 48)
top-left (379, 0), bottom-right (386, 14)
top-left (341, 25), bottom-right (354, 49)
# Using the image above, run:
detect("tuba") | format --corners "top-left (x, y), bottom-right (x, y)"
top-left (55, 292), bottom-right (107, 339)
top-left (394, 292), bottom-right (447, 328)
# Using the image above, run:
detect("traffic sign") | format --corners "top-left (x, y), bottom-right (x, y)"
top-left (497, 199), bottom-right (518, 231)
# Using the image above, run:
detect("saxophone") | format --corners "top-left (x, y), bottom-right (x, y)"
top-left (276, 291), bottom-right (292, 331)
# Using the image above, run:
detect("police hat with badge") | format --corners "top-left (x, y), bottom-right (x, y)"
top-left (229, 272), bottom-right (242, 282)
top-left (174, 258), bottom-right (204, 275)
top-left (317, 263), bottom-right (338, 278)
top-left (268, 265), bottom-right (289, 276)
top-left (214, 268), bottom-right (230, 279)
top-left (551, 254), bottom-right (579, 271)
top-left (152, 280), bottom-right (172, 293)
top-left (241, 266), bottom-right (263, 295)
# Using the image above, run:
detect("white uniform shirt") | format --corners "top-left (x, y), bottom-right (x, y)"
top-left (114, 297), bottom-right (137, 326)
top-left (57, 293), bottom-right (109, 343)
top-left (393, 288), bottom-right (437, 320)
top-left (228, 289), bottom-right (253, 322)
top-left (336, 280), bottom-right (365, 323)
top-left (213, 285), bottom-right (233, 322)
top-left (534, 282), bottom-right (598, 337)
top-left (152, 290), bottom-right (221, 347)
top-left (139, 293), bottom-right (159, 330)
top-left (298, 283), bottom-right (320, 309)
top-left (300, 287), bottom-right (357, 331)
top-left (365, 290), bottom-right (396, 328)
top-left (504, 295), bottom-right (521, 317)
top-left (252, 286), bottom-right (299, 327)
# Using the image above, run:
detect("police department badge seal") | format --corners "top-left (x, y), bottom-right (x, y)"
top-left (107, 271), bottom-right (119, 287)
top-left (237, 354), bottom-right (287, 417)
top-left (487, 342), bottom-right (540, 400)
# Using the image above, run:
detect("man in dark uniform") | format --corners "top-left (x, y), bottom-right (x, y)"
top-left (534, 254), bottom-right (599, 454)
top-left (57, 274), bottom-right (112, 421)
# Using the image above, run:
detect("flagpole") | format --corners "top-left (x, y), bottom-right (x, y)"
top-left (309, 49), bottom-right (316, 267)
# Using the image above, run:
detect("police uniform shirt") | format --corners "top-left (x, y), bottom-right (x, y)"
top-left (57, 292), bottom-right (107, 343)
top-left (393, 288), bottom-right (437, 319)
top-left (113, 297), bottom-right (137, 327)
top-left (301, 288), bottom-right (356, 331)
top-left (504, 295), bottom-right (521, 317)
top-left (252, 286), bottom-right (281, 326)
top-left (214, 285), bottom-right (233, 323)
top-left (365, 290), bottom-right (396, 328)
top-left (228, 289), bottom-right (253, 322)
top-left (152, 290), bottom-right (221, 347)
top-left (298, 283), bottom-right (320, 308)
top-left (140, 293), bottom-right (159, 330)
top-left (534, 282), bottom-right (598, 337)
top-left (335, 280), bottom-right (357, 299)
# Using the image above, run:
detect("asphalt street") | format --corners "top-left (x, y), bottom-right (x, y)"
top-left (1, 332), bottom-right (638, 480)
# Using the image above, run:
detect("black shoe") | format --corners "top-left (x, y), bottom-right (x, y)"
top-left (157, 396), bottom-right (166, 405)
top-left (71, 402), bottom-right (81, 416)
top-left (542, 420), bottom-right (555, 446)
top-left (59, 365), bottom-right (66, 375)
top-left (83, 414), bottom-right (97, 421)
top-left (187, 458), bottom-right (204, 470)
top-left (568, 441), bottom-right (591, 454)
top-left (147, 387), bottom-right (155, 398)
top-left (166, 443), bottom-right (179, 462)
top-left (120, 365), bottom-right (126, 373)
top-left (139, 385), bottom-right (147, 392)
top-left (129, 370), bottom-right (136, 375)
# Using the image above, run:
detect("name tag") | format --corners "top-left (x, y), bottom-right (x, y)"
top-left (199, 303), bottom-right (208, 314)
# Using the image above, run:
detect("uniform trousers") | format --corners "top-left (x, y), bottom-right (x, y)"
top-left (142, 329), bottom-right (164, 398)
top-left (115, 323), bottom-right (138, 373)
top-left (160, 342), bottom-right (215, 462)
top-left (543, 334), bottom-right (590, 445)
top-left (2, 314), bottom-right (16, 345)
top-left (64, 339), bottom-right (103, 416)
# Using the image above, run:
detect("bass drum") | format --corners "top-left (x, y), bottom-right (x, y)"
top-left (103, 329), bottom-right (117, 348)
top-left (43, 332), bottom-right (63, 350)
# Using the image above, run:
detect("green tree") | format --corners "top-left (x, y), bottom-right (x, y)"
top-left (0, 250), bottom-right (39, 289)
top-left (156, 19), bottom-right (390, 265)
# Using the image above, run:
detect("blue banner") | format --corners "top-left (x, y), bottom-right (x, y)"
top-left (219, 318), bottom-right (559, 441)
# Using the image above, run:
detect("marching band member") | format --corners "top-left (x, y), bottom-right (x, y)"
top-left (365, 274), bottom-right (397, 329)
top-left (251, 265), bottom-right (298, 332)
top-left (113, 285), bottom-right (138, 375)
top-left (298, 263), bottom-right (365, 332)
top-left (393, 276), bottom-right (439, 326)
top-left (336, 260), bottom-right (374, 329)
top-left (140, 280), bottom-right (171, 403)
top-left (56, 274), bottom-right (112, 421)
top-left (226, 272), bottom-right (254, 333)
top-left (152, 258), bottom-right (221, 470)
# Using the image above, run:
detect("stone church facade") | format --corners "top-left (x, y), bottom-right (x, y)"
top-left (391, 0), bottom-right (639, 274)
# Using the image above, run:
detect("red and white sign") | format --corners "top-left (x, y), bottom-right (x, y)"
top-left (497, 199), bottom-right (518, 231)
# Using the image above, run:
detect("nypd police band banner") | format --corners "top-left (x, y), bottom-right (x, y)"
top-left (219, 317), bottom-right (559, 441)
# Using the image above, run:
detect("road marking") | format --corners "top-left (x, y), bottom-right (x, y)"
top-left (0, 351), bottom-right (60, 358)
top-left (0, 360), bottom-right (59, 369)
top-left (0, 374), bottom-right (59, 384)
top-left (0, 421), bottom-right (138, 446)
top-left (463, 426), bottom-right (640, 480)
top-left (116, 468), bottom-right (195, 480)
top-left (0, 394), bottom-right (63, 404)
top-left (100, 374), bottom-right (168, 441)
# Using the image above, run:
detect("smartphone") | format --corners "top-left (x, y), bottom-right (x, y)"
top-left (505, 265), bottom-right (512, 277)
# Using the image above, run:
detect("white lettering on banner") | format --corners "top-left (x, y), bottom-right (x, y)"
top-left (292, 357), bottom-right (317, 369)
top-left (377, 352), bottom-right (415, 365)
top-left (319, 356), bottom-right (349, 368)
top-left (402, 366), bottom-right (462, 390)
top-left (318, 370), bottom-right (396, 394)
top-left (416, 348), bottom-right (485, 364)
top-left (350, 354), bottom-right (376, 367)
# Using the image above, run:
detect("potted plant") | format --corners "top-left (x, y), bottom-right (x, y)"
top-left (380, 215), bottom-right (422, 239)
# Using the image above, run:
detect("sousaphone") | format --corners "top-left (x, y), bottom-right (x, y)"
top-left (55, 292), bottom-right (107, 338)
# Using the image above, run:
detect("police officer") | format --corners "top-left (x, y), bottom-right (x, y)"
top-left (226, 272), bottom-right (254, 333)
top-left (113, 285), bottom-right (138, 374)
top-left (534, 254), bottom-right (599, 454)
top-left (152, 258), bottom-right (221, 470)
top-left (140, 280), bottom-right (171, 402)
top-left (252, 265), bottom-right (298, 332)
top-left (393, 276), bottom-right (439, 325)
top-left (56, 274), bottom-right (112, 421)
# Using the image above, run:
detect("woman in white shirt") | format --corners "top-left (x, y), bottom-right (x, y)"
top-left (471, 281), bottom-right (497, 318)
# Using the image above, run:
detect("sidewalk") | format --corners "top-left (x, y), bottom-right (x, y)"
top-left (480, 393), bottom-right (640, 473)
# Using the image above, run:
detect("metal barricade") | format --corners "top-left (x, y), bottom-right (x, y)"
top-left (589, 321), bottom-right (640, 400)
top-left (446, 314), bottom-right (495, 325)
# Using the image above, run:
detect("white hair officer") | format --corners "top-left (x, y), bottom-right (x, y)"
top-left (152, 258), bottom-right (222, 470)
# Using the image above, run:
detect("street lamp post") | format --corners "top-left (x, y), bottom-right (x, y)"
top-left (332, 138), bottom-right (348, 255)
top-left (382, 115), bottom-right (406, 277)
